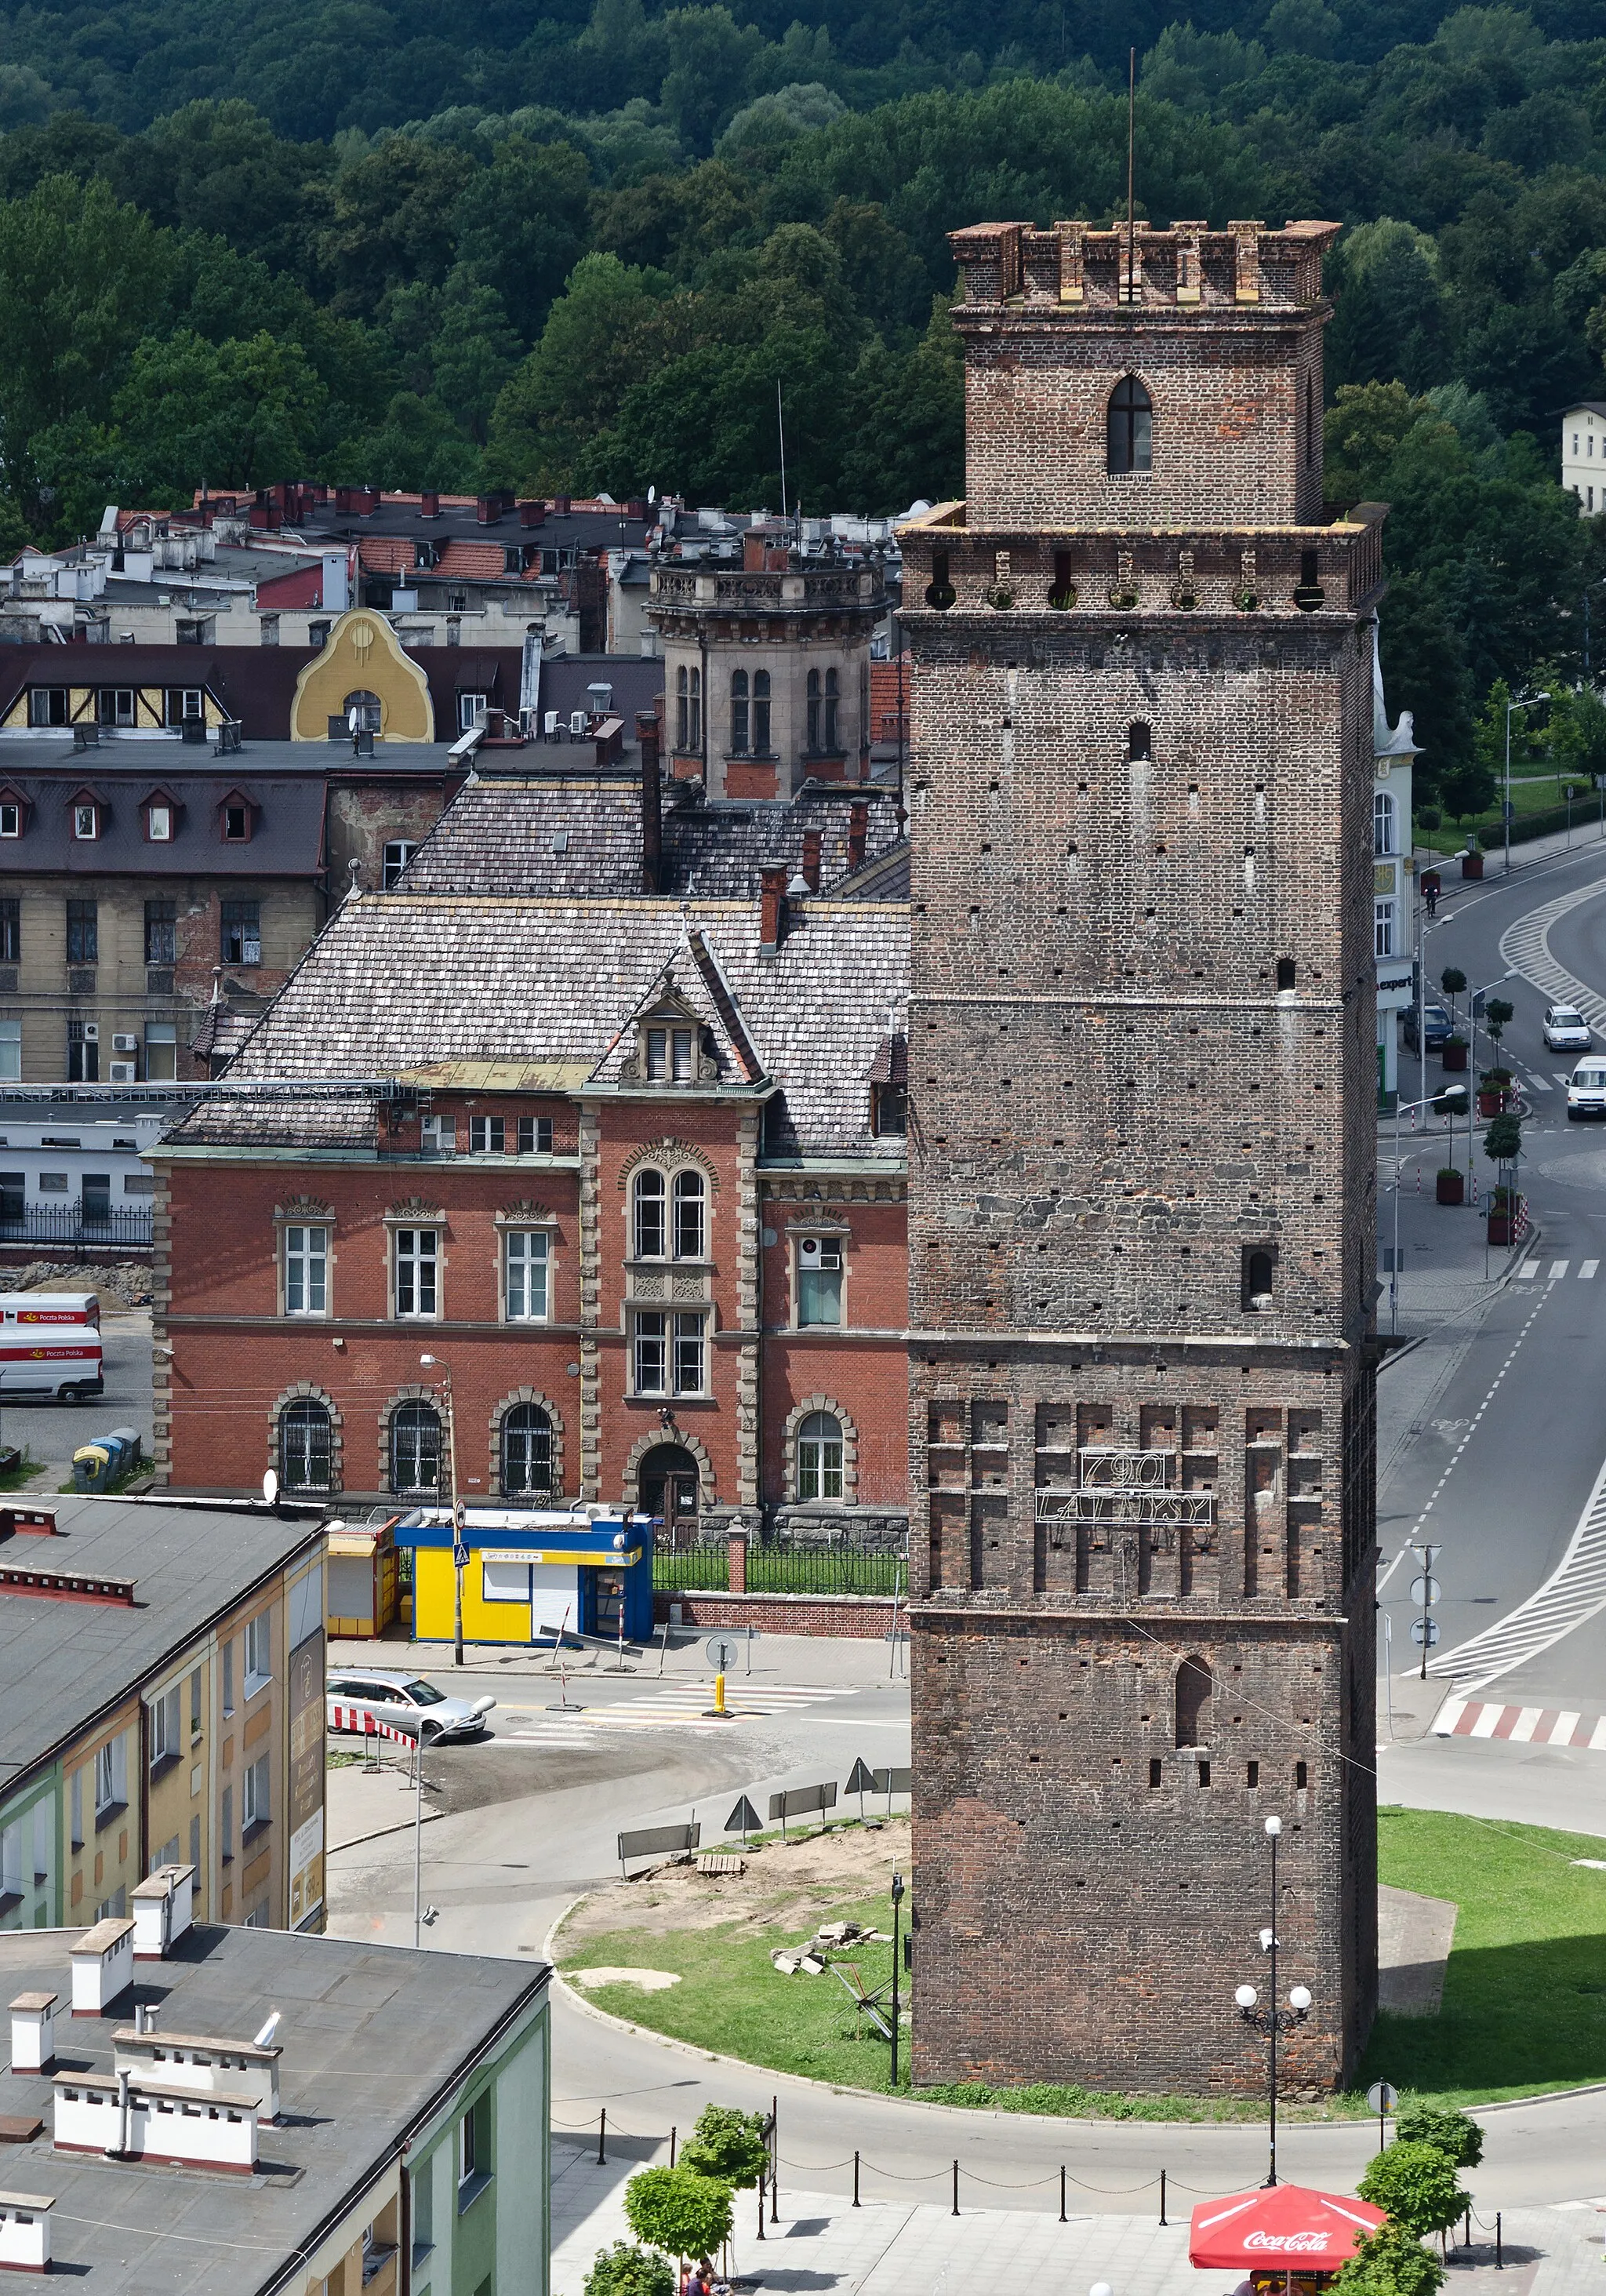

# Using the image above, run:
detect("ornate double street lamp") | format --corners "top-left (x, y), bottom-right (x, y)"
top-left (1234, 1815), bottom-right (1312, 2188)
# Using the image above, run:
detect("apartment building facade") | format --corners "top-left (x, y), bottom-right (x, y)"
top-left (0, 1500), bottom-right (326, 1934)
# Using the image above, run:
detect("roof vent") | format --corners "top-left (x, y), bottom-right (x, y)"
top-left (9, 1992), bottom-right (56, 2072)
top-left (0, 2192), bottom-right (54, 2273)
top-left (131, 1864), bottom-right (195, 1960)
top-left (70, 1917), bottom-right (135, 2016)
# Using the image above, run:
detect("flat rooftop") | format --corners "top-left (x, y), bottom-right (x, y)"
top-left (0, 1500), bottom-right (325, 1793)
top-left (0, 1921), bottom-right (547, 2293)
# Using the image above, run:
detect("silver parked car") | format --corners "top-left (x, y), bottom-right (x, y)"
top-left (1544, 1004), bottom-right (1593, 1053)
top-left (326, 1669), bottom-right (495, 1743)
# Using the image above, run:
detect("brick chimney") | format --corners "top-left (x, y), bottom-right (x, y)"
top-left (847, 800), bottom-right (869, 873)
top-left (801, 828), bottom-right (822, 892)
top-left (743, 530), bottom-right (767, 573)
top-left (759, 867), bottom-right (787, 956)
top-left (519, 499), bottom-right (547, 529)
top-left (638, 709), bottom-right (663, 894)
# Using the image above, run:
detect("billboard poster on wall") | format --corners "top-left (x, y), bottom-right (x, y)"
top-left (288, 1623), bottom-right (325, 1930)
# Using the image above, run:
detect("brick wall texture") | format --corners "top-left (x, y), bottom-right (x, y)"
top-left (900, 219), bottom-right (1380, 2097)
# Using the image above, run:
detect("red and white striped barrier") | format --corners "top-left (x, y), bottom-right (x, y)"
top-left (328, 1702), bottom-right (418, 1745)
top-left (1433, 1697), bottom-right (1606, 1750)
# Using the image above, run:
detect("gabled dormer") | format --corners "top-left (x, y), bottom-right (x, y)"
top-left (66, 784), bottom-right (104, 841)
top-left (217, 787), bottom-right (255, 843)
top-left (625, 988), bottom-right (717, 1086)
top-left (141, 783), bottom-right (183, 844)
top-left (0, 784), bottom-right (30, 841)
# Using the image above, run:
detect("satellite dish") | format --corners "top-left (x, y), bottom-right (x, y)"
top-left (261, 1469), bottom-right (279, 1505)
top-left (253, 2009), bottom-right (281, 2049)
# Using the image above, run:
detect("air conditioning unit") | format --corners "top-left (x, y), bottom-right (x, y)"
top-left (569, 711), bottom-right (587, 736)
top-left (81, 1023), bottom-right (100, 1042)
top-left (543, 710), bottom-right (559, 738)
top-left (108, 1061), bottom-right (136, 1083)
top-left (799, 1235), bottom-right (841, 1268)
top-left (112, 1033), bottom-right (137, 1053)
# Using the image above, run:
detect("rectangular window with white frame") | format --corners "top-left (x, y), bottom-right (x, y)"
top-left (672, 1312), bottom-right (705, 1393)
top-left (149, 1683), bottom-right (181, 1768)
top-left (394, 1227), bottom-right (439, 1317)
top-left (1374, 900), bottom-right (1396, 958)
top-left (504, 1229), bottom-right (549, 1321)
top-left (284, 1224), bottom-right (329, 1315)
top-left (244, 1612), bottom-right (271, 1696)
top-left (517, 1115), bottom-right (553, 1154)
top-left (469, 1117), bottom-right (505, 1154)
top-left (243, 1752), bottom-right (271, 1833)
top-left (634, 1311), bottom-right (708, 1395)
top-left (0, 1020), bottom-right (20, 1083)
top-left (795, 1235), bottom-right (845, 1327)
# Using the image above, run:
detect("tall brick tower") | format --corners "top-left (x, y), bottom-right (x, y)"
top-left (900, 218), bottom-right (1381, 2094)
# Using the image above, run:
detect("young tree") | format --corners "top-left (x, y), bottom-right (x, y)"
top-left (678, 2105), bottom-right (770, 2189)
top-left (1332, 2223), bottom-right (1447, 2296)
top-left (1393, 2105), bottom-right (1484, 2169)
top-left (584, 2243), bottom-right (675, 2296)
top-left (1358, 2139), bottom-right (1470, 2239)
top-left (623, 2167), bottom-right (733, 2271)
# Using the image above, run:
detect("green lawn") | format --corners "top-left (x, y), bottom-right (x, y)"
top-left (1357, 1807), bottom-right (1606, 2105)
top-left (557, 1808), bottom-right (1606, 2119)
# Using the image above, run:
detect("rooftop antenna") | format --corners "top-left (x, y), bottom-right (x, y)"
top-left (776, 380), bottom-right (788, 526)
top-left (1125, 46), bottom-right (1136, 303)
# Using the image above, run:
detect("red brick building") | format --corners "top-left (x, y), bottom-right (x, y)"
top-left (151, 756), bottom-right (911, 1538)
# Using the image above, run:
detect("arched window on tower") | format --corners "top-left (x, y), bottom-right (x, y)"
top-left (1175, 1655), bottom-right (1212, 1748)
top-left (1374, 789), bottom-right (1397, 856)
top-left (1107, 377), bottom-right (1153, 475)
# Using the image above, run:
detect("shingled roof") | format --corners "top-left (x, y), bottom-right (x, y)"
top-left (402, 771), bottom-right (907, 900)
top-left (169, 890), bottom-right (908, 1159)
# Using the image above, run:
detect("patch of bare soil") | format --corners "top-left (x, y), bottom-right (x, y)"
top-left (559, 1816), bottom-right (910, 1948)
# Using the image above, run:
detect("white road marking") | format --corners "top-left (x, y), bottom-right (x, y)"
top-left (1556, 1071), bottom-right (1576, 1083)
top-left (1582, 1261), bottom-right (1600, 1279)
top-left (1510, 1707), bottom-right (1542, 1741)
top-left (1429, 1437), bottom-right (1606, 1695)
top-left (1518, 1261), bottom-right (1540, 1278)
top-left (1528, 1072), bottom-right (1553, 1091)
top-left (1501, 874), bottom-right (1606, 1031)
top-left (492, 1682), bottom-right (855, 1736)
top-left (1551, 1260), bottom-right (1571, 1279)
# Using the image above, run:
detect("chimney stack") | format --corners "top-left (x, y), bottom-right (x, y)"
top-left (847, 800), bottom-right (869, 874)
top-left (70, 1917), bottom-right (135, 2017)
top-left (759, 867), bottom-right (787, 956)
top-left (801, 828), bottom-right (822, 892)
top-left (638, 709), bottom-right (663, 894)
top-left (9, 1991), bottom-right (56, 2072)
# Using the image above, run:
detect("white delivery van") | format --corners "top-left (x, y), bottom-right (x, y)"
top-left (0, 1293), bottom-right (104, 1399)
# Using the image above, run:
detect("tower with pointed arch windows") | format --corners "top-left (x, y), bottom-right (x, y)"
top-left (900, 218), bottom-right (1381, 2094)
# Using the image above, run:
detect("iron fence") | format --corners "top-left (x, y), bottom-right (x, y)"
top-left (0, 1206), bottom-right (154, 1250)
top-left (652, 1537), bottom-right (907, 1598)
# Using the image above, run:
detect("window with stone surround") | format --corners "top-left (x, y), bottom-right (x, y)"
top-left (503, 1228), bottom-right (548, 1320)
top-left (393, 1225), bottom-right (440, 1317)
top-left (797, 1410), bottom-right (844, 1501)
top-left (283, 1225), bottom-right (329, 1315)
top-left (1107, 376), bottom-right (1153, 475)
top-left (1373, 790), bottom-right (1397, 856)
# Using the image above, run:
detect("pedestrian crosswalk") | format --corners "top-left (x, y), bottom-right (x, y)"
top-left (492, 1679), bottom-right (853, 1746)
top-left (1432, 1697), bottom-right (1606, 1750)
top-left (1517, 1257), bottom-right (1601, 1279)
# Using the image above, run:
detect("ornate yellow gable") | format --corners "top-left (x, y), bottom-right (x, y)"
top-left (289, 609), bottom-right (435, 743)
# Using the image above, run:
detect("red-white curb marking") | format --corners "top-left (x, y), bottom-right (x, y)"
top-left (329, 1702), bottom-right (417, 1745)
top-left (1433, 1697), bottom-right (1606, 1748)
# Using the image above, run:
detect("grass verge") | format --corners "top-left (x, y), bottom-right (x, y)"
top-left (556, 1807), bottom-right (1606, 2119)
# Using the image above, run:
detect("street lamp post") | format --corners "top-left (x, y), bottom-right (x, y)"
top-left (889, 1872), bottom-right (905, 2091)
top-left (420, 1353), bottom-right (464, 1667)
top-left (1504, 691), bottom-right (1550, 873)
top-left (1234, 1815), bottom-right (1312, 2188)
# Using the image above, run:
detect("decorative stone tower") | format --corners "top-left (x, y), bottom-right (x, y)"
top-left (899, 218), bottom-right (1381, 2094)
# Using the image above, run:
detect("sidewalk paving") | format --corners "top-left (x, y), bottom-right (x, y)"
top-left (550, 2137), bottom-right (1589, 2296)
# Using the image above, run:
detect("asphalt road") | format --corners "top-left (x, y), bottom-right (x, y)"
top-left (0, 1307), bottom-right (154, 1487)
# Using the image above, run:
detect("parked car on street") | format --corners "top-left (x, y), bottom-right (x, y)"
top-left (1402, 1002), bottom-right (1452, 1055)
top-left (1544, 1005), bottom-right (1593, 1052)
top-left (1567, 1061), bottom-right (1606, 1120)
top-left (326, 1669), bottom-right (495, 1743)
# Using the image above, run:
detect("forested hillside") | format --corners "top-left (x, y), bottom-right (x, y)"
top-left (0, 0), bottom-right (1604, 792)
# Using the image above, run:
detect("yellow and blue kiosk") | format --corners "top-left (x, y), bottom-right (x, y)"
top-left (395, 1508), bottom-right (656, 1648)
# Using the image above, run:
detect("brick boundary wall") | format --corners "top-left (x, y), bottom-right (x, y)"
top-left (653, 1588), bottom-right (903, 1639)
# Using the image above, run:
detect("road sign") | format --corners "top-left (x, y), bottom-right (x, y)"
top-left (1367, 2081), bottom-right (1398, 2112)
top-left (452, 1544), bottom-right (470, 1569)
top-left (1411, 1617), bottom-right (1440, 1649)
top-left (845, 1758), bottom-right (878, 1798)
top-left (1410, 1576), bottom-right (1441, 1607)
top-left (705, 1634), bottom-right (740, 1672)
top-left (725, 1795), bottom-right (761, 1838)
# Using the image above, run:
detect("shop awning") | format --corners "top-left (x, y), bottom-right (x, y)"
top-left (1189, 2186), bottom-right (1386, 2271)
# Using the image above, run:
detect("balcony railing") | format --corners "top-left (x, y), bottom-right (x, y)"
top-left (0, 1206), bottom-right (154, 1250)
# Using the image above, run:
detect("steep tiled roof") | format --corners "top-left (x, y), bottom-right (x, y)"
top-left (356, 536), bottom-right (417, 574)
top-left (434, 540), bottom-right (511, 580)
top-left (402, 773), bottom-right (907, 901)
top-left (172, 893), bottom-right (908, 1159)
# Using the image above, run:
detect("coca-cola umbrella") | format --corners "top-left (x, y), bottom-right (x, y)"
top-left (1190, 2185), bottom-right (1386, 2274)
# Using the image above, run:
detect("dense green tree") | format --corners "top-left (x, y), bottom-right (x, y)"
top-left (1391, 2105), bottom-right (1484, 2168)
top-left (1358, 2140), bottom-right (1470, 2239)
top-left (622, 2168), bottom-right (732, 2270)
top-left (318, 137), bottom-right (468, 316)
top-left (583, 2245), bottom-right (674, 2296)
top-left (452, 136), bottom-right (593, 341)
top-left (114, 329), bottom-right (329, 490)
top-left (677, 2105), bottom-right (771, 2189)
top-left (1332, 2224), bottom-right (1446, 2296)
top-left (486, 251), bottom-right (679, 490)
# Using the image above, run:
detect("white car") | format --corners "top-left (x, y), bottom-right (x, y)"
top-left (1567, 1061), bottom-right (1606, 1120)
top-left (326, 1669), bottom-right (495, 1744)
top-left (1544, 1005), bottom-right (1593, 1053)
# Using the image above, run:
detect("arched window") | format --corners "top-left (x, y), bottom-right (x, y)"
top-left (806, 668), bottom-right (821, 751)
top-left (688, 666), bottom-right (701, 750)
top-left (391, 1400), bottom-right (441, 1495)
top-left (1175, 1655), bottom-right (1212, 1748)
top-left (676, 665), bottom-right (689, 751)
top-left (1127, 722), bottom-right (1152, 762)
top-left (823, 668), bottom-right (839, 751)
top-left (1245, 1248), bottom-right (1275, 1307)
top-left (730, 669), bottom-right (749, 755)
top-left (1374, 789), bottom-right (1397, 856)
top-left (797, 1410), bottom-right (844, 1501)
top-left (280, 1399), bottom-right (332, 1492)
top-left (634, 1169), bottom-right (667, 1259)
top-left (343, 690), bottom-right (381, 733)
top-left (501, 1403), bottom-right (553, 1494)
top-left (672, 1168), bottom-right (705, 1259)
top-left (1107, 377), bottom-right (1153, 475)
top-left (753, 669), bottom-right (772, 753)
